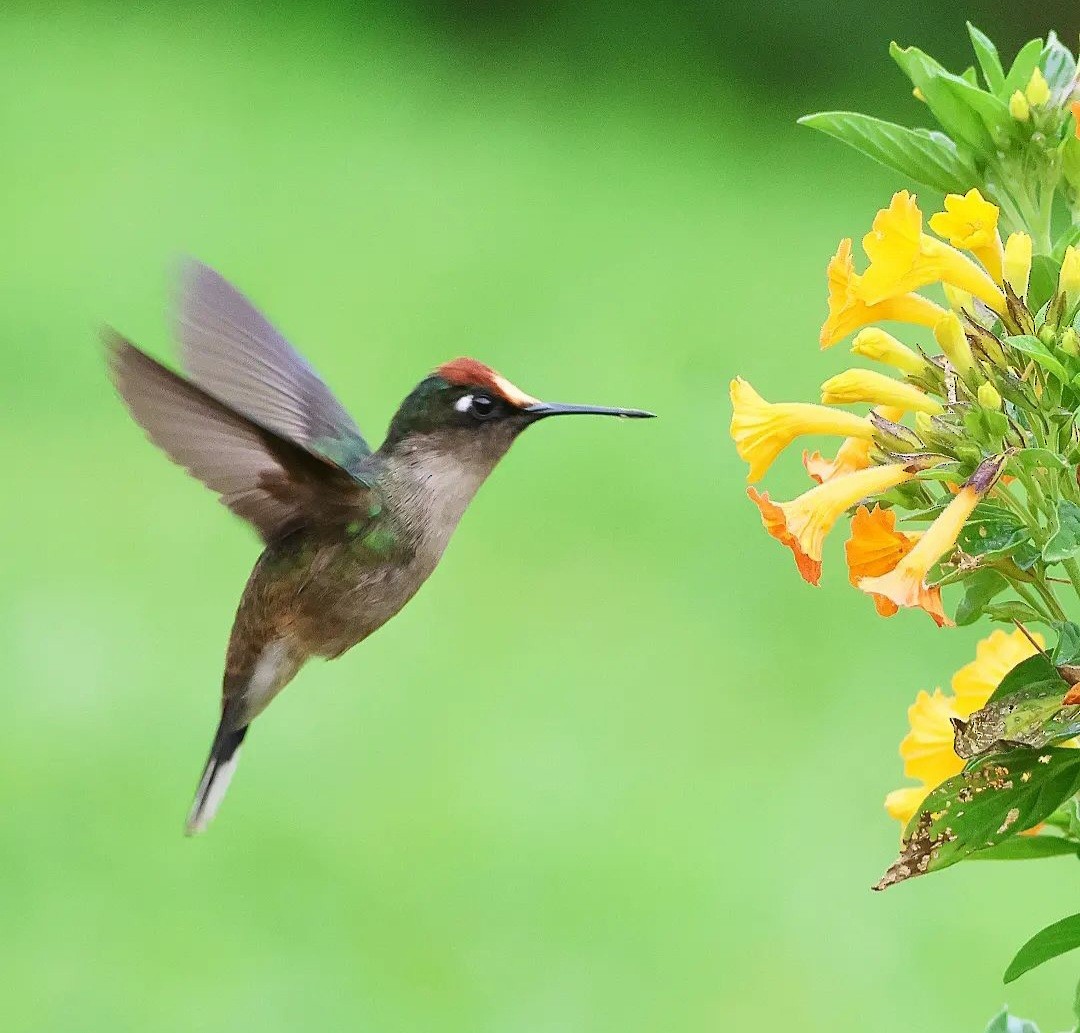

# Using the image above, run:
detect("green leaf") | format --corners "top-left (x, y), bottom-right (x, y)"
top-left (890, 42), bottom-right (994, 153)
top-left (971, 836), bottom-right (1080, 860)
top-left (1053, 620), bottom-right (1080, 664)
top-left (1008, 448), bottom-right (1068, 473)
top-left (1044, 501), bottom-right (1080, 563)
top-left (985, 601), bottom-right (1043, 625)
top-left (968, 23), bottom-right (1005, 93)
top-left (983, 1009), bottom-right (1041, 1033)
top-left (1002, 38), bottom-right (1045, 98)
top-left (796, 112), bottom-right (978, 194)
top-left (1040, 31), bottom-right (1077, 94)
top-left (939, 76), bottom-right (1012, 143)
top-left (875, 748), bottom-right (1080, 890)
top-left (957, 511), bottom-right (1031, 559)
top-left (1005, 912), bottom-right (1080, 983)
top-left (1029, 255), bottom-right (1063, 312)
top-left (1009, 334), bottom-right (1068, 382)
top-left (989, 653), bottom-right (1060, 705)
top-left (956, 569), bottom-right (1010, 625)
top-left (1053, 224), bottom-right (1080, 262)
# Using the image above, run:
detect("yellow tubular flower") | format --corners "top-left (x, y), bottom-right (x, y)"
top-left (858, 191), bottom-right (1006, 313)
top-left (857, 455), bottom-right (1005, 626)
top-left (851, 328), bottom-right (929, 376)
top-left (928, 189), bottom-right (1004, 283)
top-left (933, 312), bottom-right (975, 374)
top-left (1026, 67), bottom-right (1050, 106)
top-left (1060, 246), bottom-right (1080, 312)
top-left (821, 368), bottom-right (943, 414)
top-left (886, 630), bottom-right (1043, 827)
top-left (820, 238), bottom-right (947, 348)
top-left (747, 464), bottom-right (913, 586)
top-left (803, 406), bottom-right (905, 485)
top-left (1010, 90), bottom-right (1031, 121)
top-left (1004, 232), bottom-right (1033, 299)
top-left (729, 377), bottom-right (873, 483)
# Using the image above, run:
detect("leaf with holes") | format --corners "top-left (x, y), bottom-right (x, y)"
top-left (874, 748), bottom-right (1080, 890)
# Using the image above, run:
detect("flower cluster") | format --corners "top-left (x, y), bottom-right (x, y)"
top-left (732, 182), bottom-right (1080, 629)
top-left (732, 26), bottom-right (1080, 1018)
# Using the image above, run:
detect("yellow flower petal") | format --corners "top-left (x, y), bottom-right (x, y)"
top-left (928, 189), bottom-right (1003, 283)
top-left (747, 464), bottom-right (913, 585)
top-left (859, 191), bottom-right (1006, 313)
top-left (729, 377), bottom-right (874, 483)
top-left (1010, 90), bottom-right (1030, 121)
top-left (885, 784), bottom-right (930, 827)
top-left (1060, 246), bottom-right (1080, 311)
top-left (900, 688), bottom-right (966, 786)
top-left (821, 368), bottom-right (943, 414)
top-left (820, 238), bottom-right (946, 347)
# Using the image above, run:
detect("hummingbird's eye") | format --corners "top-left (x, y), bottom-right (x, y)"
top-left (467, 394), bottom-right (497, 420)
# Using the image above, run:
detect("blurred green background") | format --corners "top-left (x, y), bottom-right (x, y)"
top-left (4, 2), bottom-right (1080, 1030)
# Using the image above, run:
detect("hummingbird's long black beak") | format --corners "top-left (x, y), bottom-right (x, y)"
top-left (523, 401), bottom-right (656, 420)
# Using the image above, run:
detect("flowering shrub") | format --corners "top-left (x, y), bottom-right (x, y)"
top-left (732, 25), bottom-right (1080, 1028)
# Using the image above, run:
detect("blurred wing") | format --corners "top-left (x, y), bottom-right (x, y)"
top-left (175, 259), bottom-right (373, 478)
top-left (107, 331), bottom-right (367, 541)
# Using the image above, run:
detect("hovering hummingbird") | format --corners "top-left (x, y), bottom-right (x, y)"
top-left (106, 261), bottom-right (654, 834)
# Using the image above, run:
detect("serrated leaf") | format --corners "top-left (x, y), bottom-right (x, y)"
top-left (1002, 38), bottom-right (1045, 98)
top-left (971, 836), bottom-right (1080, 860)
top-left (890, 42), bottom-right (994, 153)
top-left (968, 23), bottom-right (1005, 93)
top-left (1044, 500), bottom-right (1080, 563)
top-left (1009, 334), bottom-right (1068, 382)
top-left (875, 748), bottom-right (1080, 890)
top-left (796, 111), bottom-right (978, 194)
top-left (1005, 912), bottom-right (1080, 983)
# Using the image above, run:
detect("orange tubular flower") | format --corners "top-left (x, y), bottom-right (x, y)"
top-left (729, 377), bottom-right (873, 483)
top-left (820, 238), bottom-right (946, 348)
top-left (845, 505), bottom-right (920, 616)
top-left (858, 191), bottom-right (1006, 314)
top-left (856, 455), bottom-right (1005, 626)
top-left (747, 463), bottom-right (914, 586)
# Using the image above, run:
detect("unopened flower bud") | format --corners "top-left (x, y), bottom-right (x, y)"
top-left (1060, 246), bottom-right (1080, 313)
top-left (851, 328), bottom-right (929, 376)
top-left (1025, 67), bottom-right (1051, 106)
top-left (977, 382), bottom-right (1002, 410)
top-left (1010, 90), bottom-right (1030, 121)
top-left (1062, 327), bottom-right (1080, 356)
top-left (942, 283), bottom-right (974, 316)
top-left (934, 312), bottom-right (975, 374)
top-left (1003, 232), bottom-right (1032, 299)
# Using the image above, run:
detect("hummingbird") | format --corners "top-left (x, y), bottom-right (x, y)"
top-left (106, 261), bottom-right (654, 834)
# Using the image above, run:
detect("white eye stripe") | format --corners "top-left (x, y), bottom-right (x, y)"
top-left (454, 394), bottom-right (474, 413)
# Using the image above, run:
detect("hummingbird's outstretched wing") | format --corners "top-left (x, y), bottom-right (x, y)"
top-left (106, 330), bottom-right (368, 542)
top-left (174, 260), bottom-right (373, 480)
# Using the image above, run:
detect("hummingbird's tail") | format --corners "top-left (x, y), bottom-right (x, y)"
top-left (185, 721), bottom-right (248, 836)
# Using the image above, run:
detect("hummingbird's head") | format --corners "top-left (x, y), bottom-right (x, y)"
top-left (383, 357), bottom-right (654, 469)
